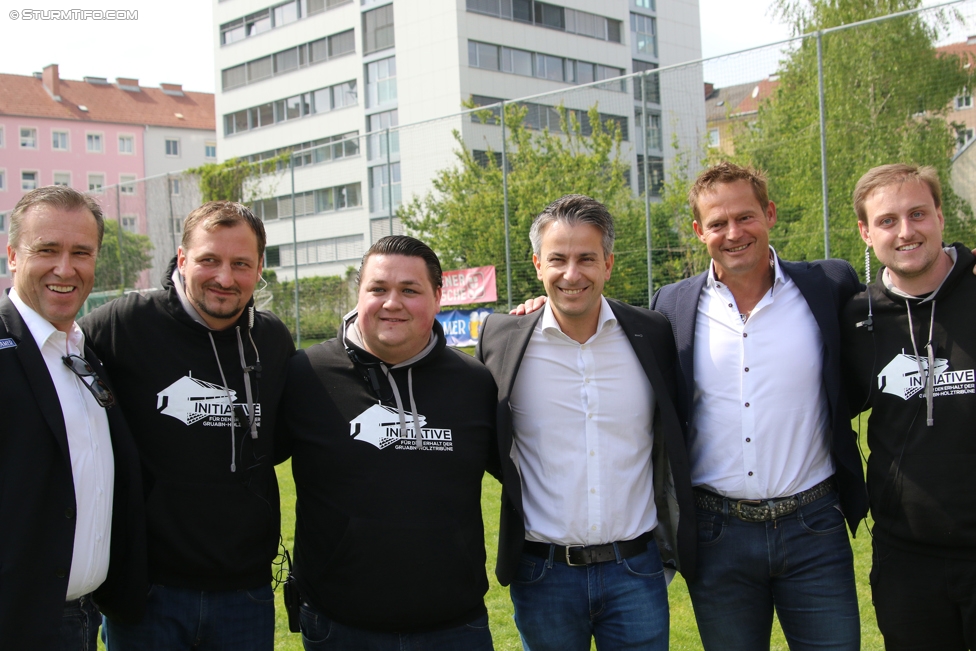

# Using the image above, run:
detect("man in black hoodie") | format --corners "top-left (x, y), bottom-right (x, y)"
top-left (81, 202), bottom-right (295, 651)
top-left (278, 235), bottom-right (500, 651)
top-left (842, 164), bottom-right (976, 651)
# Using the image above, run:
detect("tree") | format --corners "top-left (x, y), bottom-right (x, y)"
top-left (735, 0), bottom-right (974, 274)
top-left (401, 102), bottom-right (689, 306)
top-left (94, 219), bottom-right (154, 290)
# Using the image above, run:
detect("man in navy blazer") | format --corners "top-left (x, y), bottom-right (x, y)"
top-left (0, 186), bottom-right (146, 650)
top-left (477, 195), bottom-right (695, 651)
top-left (650, 162), bottom-right (867, 651)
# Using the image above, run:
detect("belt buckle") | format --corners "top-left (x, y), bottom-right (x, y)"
top-left (734, 499), bottom-right (765, 522)
top-left (564, 545), bottom-right (586, 567)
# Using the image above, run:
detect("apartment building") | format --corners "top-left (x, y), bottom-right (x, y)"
top-left (214, 0), bottom-right (703, 280)
top-left (0, 64), bottom-right (216, 290)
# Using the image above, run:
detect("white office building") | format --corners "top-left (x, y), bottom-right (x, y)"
top-left (213, 0), bottom-right (703, 280)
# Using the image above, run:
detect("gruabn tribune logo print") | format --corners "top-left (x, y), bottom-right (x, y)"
top-left (878, 351), bottom-right (974, 400)
top-left (349, 403), bottom-right (453, 451)
top-left (156, 373), bottom-right (261, 427)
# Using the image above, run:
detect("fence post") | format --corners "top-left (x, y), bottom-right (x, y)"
top-left (290, 153), bottom-right (301, 347)
top-left (115, 183), bottom-right (125, 289)
top-left (817, 30), bottom-right (831, 259)
top-left (386, 128), bottom-right (394, 236)
top-left (167, 173), bottom-right (178, 262)
top-left (641, 73), bottom-right (653, 301)
top-left (501, 100), bottom-right (512, 312)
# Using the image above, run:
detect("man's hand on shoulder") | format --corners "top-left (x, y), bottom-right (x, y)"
top-left (511, 296), bottom-right (547, 315)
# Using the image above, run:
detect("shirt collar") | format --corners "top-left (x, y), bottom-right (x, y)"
top-left (882, 245), bottom-right (957, 301)
top-left (540, 295), bottom-right (617, 341)
top-left (705, 246), bottom-right (786, 295)
top-left (8, 288), bottom-right (85, 353)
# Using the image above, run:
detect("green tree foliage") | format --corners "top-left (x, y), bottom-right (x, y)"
top-left (401, 102), bottom-right (689, 306)
top-left (264, 268), bottom-right (357, 341)
top-left (735, 0), bottom-right (974, 274)
top-left (94, 219), bottom-right (154, 290)
top-left (190, 155), bottom-right (288, 203)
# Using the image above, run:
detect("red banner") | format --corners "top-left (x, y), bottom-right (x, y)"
top-left (440, 266), bottom-right (497, 306)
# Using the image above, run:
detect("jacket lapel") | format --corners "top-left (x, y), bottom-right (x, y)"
top-left (495, 310), bottom-right (543, 401)
top-left (0, 295), bottom-right (71, 464)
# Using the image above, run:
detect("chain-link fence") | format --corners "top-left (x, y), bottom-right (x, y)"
top-left (87, 0), bottom-right (976, 341)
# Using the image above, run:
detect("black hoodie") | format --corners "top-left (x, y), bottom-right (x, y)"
top-left (80, 258), bottom-right (295, 590)
top-left (277, 312), bottom-right (499, 632)
top-left (842, 243), bottom-right (976, 558)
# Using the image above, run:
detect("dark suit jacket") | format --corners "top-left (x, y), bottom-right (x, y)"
top-left (650, 258), bottom-right (869, 533)
top-left (476, 298), bottom-right (696, 585)
top-left (0, 293), bottom-right (146, 649)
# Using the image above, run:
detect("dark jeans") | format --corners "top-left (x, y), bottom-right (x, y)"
top-left (60, 595), bottom-right (100, 651)
top-left (508, 538), bottom-right (669, 651)
top-left (688, 490), bottom-right (859, 651)
top-left (872, 538), bottom-right (976, 651)
top-left (299, 601), bottom-right (494, 651)
top-left (102, 583), bottom-right (274, 651)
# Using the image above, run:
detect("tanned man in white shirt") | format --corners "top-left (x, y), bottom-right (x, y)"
top-left (0, 186), bottom-right (146, 650)
top-left (650, 162), bottom-right (867, 651)
top-left (477, 194), bottom-right (695, 651)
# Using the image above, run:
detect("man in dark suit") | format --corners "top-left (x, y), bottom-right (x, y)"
top-left (0, 186), bottom-right (146, 650)
top-left (477, 194), bottom-right (694, 651)
top-left (650, 162), bottom-right (867, 651)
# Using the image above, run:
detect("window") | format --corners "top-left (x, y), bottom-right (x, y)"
top-left (367, 110), bottom-right (399, 161)
top-left (363, 4), bottom-right (395, 54)
top-left (469, 40), bottom-right (623, 90)
top-left (0, 212), bottom-right (5, 232)
top-left (223, 64), bottom-right (247, 90)
top-left (366, 57), bottom-right (397, 108)
top-left (165, 139), bottom-right (180, 156)
top-left (87, 133), bottom-right (103, 153)
top-left (273, 0), bottom-right (299, 27)
top-left (635, 0), bottom-right (655, 8)
top-left (708, 128), bottom-right (720, 148)
top-left (0, 257), bottom-right (7, 276)
top-left (0, 127), bottom-right (4, 148)
top-left (957, 126), bottom-right (974, 148)
top-left (53, 172), bottom-right (71, 186)
top-left (224, 81), bottom-right (357, 136)
top-left (20, 128), bottom-right (37, 149)
top-left (0, 170), bottom-right (5, 191)
top-left (121, 215), bottom-right (138, 233)
top-left (88, 174), bottom-right (104, 193)
top-left (206, 142), bottom-right (217, 159)
top-left (120, 174), bottom-right (137, 194)
top-left (369, 163), bottom-right (401, 212)
top-left (466, 0), bottom-right (620, 42)
top-left (248, 56), bottom-right (273, 83)
top-left (636, 154), bottom-right (663, 196)
top-left (22, 171), bottom-right (38, 191)
top-left (119, 134), bottom-right (135, 154)
top-left (631, 13), bottom-right (657, 57)
top-left (170, 178), bottom-right (181, 195)
top-left (52, 131), bottom-right (69, 151)
top-left (272, 233), bottom-right (364, 268)
top-left (632, 60), bottom-right (660, 103)
top-left (956, 92), bottom-right (973, 110)
top-left (246, 9), bottom-right (272, 37)
top-left (223, 29), bottom-right (355, 90)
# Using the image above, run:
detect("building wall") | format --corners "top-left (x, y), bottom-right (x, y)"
top-left (144, 126), bottom-right (217, 177)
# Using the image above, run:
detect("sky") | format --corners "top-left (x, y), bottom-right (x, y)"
top-left (0, 0), bottom-right (969, 93)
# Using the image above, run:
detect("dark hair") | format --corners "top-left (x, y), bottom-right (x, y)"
top-left (853, 164), bottom-right (942, 224)
top-left (358, 235), bottom-right (443, 289)
top-left (10, 185), bottom-right (105, 250)
top-left (529, 194), bottom-right (615, 257)
top-left (181, 201), bottom-right (267, 260)
top-left (689, 162), bottom-right (770, 223)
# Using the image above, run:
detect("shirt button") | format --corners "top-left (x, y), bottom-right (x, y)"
top-left (744, 367), bottom-right (749, 372)
top-left (591, 525), bottom-right (597, 531)
top-left (748, 471), bottom-right (754, 476)
top-left (746, 438), bottom-right (751, 443)
top-left (64, 508), bottom-right (75, 519)
top-left (587, 413), bottom-right (593, 419)
top-left (56, 568), bottom-right (67, 578)
top-left (728, 303), bottom-right (733, 308)
top-left (590, 450), bottom-right (595, 456)
top-left (743, 333), bottom-right (748, 338)
top-left (590, 488), bottom-right (596, 494)
top-left (745, 402), bottom-right (750, 407)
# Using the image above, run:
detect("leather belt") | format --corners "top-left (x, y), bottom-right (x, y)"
top-left (523, 532), bottom-right (653, 567)
top-left (694, 477), bottom-right (836, 523)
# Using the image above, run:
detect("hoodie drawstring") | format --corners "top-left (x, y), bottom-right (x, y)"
top-left (906, 300), bottom-right (938, 427)
top-left (209, 331), bottom-right (237, 472)
top-left (381, 365), bottom-right (423, 450)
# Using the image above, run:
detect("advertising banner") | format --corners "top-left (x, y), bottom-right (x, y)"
top-left (440, 266), bottom-right (497, 306)
top-left (436, 308), bottom-right (494, 347)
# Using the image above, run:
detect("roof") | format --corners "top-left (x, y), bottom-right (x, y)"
top-left (937, 38), bottom-right (976, 64)
top-left (0, 71), bottom-right (215, 130)
top-left (705, 78), bottom-right (779, 123)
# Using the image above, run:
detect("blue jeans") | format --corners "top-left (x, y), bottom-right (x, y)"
top-left (688, 490), bottom-right (859, 651)
top-left (102, 583), bottom-right (275, 651)
top-left (299, 601), bottom-right (494, 651)
top-left (60, 595), bottom-right (100, 651)
top-left (509, 538), bottom-right (669, 651)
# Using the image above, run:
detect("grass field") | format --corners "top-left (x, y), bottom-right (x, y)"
top-left (270, 418), bottom-right (884, 650)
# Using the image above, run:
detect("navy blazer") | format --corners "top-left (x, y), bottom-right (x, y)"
top-left (477, 298), bottom-right (696, 585)
top-left (650, 258), bottom-right (868, 533)
top-left (0, 293), bottom-right (146, 649)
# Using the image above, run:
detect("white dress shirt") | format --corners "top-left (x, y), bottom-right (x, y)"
top-left (510, 297), bottom-right (657, 546)
top-left (10, 290), bottom-right (114, 600)
top-left (689, 252), bottom-right (834, 499)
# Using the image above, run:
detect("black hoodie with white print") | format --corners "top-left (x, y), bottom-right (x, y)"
top-left (842, 243), bottom-right (976, 558)
top-left (277, 311), bottom-right (500, 633)
top-left (80, 257), bottom-right (295, 591)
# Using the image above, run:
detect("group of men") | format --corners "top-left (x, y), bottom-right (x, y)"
top-left (1, 157), bottom-right (973, 651)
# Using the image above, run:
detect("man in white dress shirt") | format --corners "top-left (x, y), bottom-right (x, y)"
top-left (650, 162), bottom-right (867, 651)
top-left (477, 194), bottom-right (695, 651)
top-left (0, 186), bottom-right (145, 650)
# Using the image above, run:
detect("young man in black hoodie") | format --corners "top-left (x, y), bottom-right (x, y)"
top-left (81, 202), bottom-right (295, 651)
top-left (842, 164), bottom-right (976, 650)
top-left (278, 235), bottom-right (500, 651)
